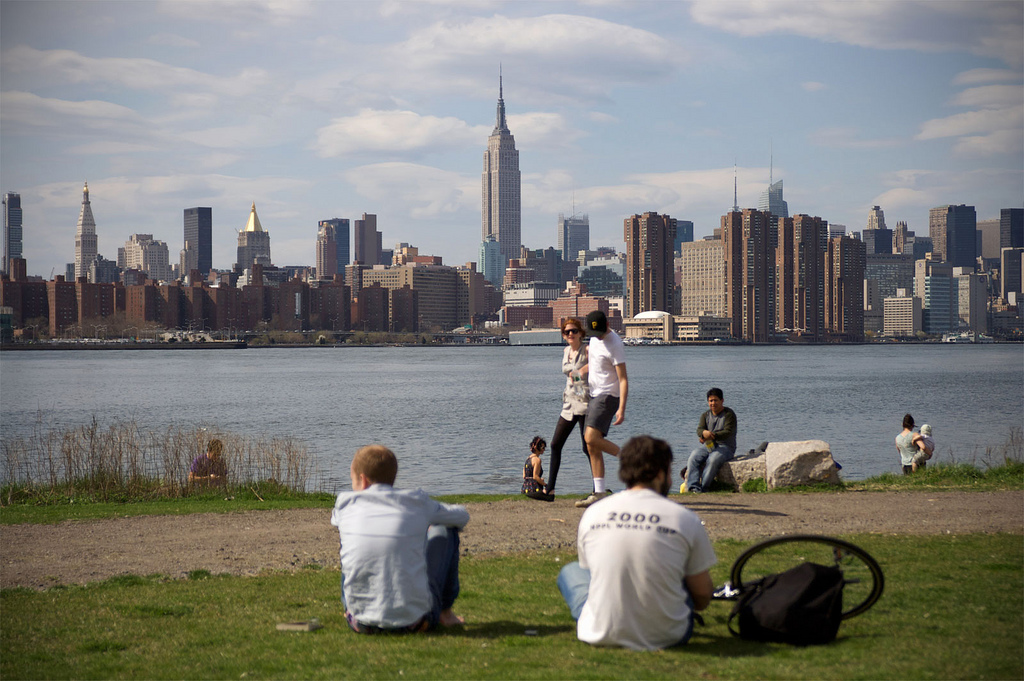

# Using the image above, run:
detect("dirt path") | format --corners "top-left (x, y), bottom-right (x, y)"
top-left (2, 490), bottom-right (1021, 590)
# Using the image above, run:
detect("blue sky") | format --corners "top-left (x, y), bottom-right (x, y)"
top-left (2, 0), bottom-right (1022, 279)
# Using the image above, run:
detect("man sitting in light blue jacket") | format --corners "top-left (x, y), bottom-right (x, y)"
top-left (331, 445), bottom-right (469, 633)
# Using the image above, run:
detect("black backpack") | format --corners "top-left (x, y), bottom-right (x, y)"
top-left (728, 562), bottom-right (844, 646)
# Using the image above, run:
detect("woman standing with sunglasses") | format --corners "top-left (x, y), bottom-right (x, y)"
top-left (545, 318), bottom-right (590, 496)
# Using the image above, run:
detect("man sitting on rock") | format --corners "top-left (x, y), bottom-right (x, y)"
top-left (331, 445), bottom-right (469, 633)
top-left (684, 387), bottom-right (737, 493)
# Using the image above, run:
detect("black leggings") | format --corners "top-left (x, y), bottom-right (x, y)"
top-left (548, 414), bottom-right (589, 493)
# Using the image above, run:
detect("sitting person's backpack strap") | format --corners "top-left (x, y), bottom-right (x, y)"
top-left (728, 562), bottom-right (844, 646)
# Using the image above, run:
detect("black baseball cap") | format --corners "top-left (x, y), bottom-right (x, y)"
top-left (585, 310), bottom-right (608, 334)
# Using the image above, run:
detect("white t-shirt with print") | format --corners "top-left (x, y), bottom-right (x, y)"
top-left (576, 488), bottom-right (717, 650)
top-left (587, 331), bottom-right (626, 398)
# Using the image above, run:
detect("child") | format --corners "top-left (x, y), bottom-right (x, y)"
top-left (522, 436), bottom-right (554, 502)
top-left (913, 424), bottom-right (935, 472)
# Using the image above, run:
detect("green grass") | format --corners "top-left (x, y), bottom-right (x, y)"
top-left (0, 490), bottom-right (336, 525)
top-left (846, 460), bottom-right (1024, 492)
top-left (3, 460), bottom-right (1021, 526)
top-left (2, 534), bottom-right (1020, 680)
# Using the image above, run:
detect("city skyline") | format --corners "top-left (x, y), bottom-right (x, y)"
top-left (1, 1), bottom-right (1022, 280)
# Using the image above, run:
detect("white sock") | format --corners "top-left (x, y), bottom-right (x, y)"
top-left (593, 477), bottom-right (605, 494)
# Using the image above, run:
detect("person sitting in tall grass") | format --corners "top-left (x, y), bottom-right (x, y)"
top-left (189, 439), bottom-right (227, 486)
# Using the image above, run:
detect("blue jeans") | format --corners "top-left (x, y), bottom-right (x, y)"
top-left (557, 561), bottom-right (591, 620)
top-left (557, 562), bottom-right (694, 646)
top-left (686, 444), bottom-right (735, 492)
top-left (424, 525), bottom-right (461, 628)
top-left (342, 525), bottom-right (461, 632)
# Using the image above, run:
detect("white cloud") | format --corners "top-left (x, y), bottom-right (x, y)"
top-left (147, 33), bottom-right (200, 48)
top-left (344, 162), bottom-right (478, 219)
top-left (0, 91), bottom-right (150, 139)
top-left (952, 128), bottom-right (1024, 157)
top-left (917, 108), bottom-right (1023, 140)
top-left (314, 110), bottom-right (488, 157)
top-left (917, 83), bottom-right (1024, 157)
top-left (387, 13), bottom-right (684, 104)
top-left (809, 127), bottom-right (902, 149)
top-left (953, 68), bottom-right (1022, 85)
top-left (68, 142), bottom-right (158, 155)
top-left (156, 0), bottom-right (316, 26)
top-left (1, 46), bottom-right (273, 99)
top-left (180, 118), bottom-right (301, 150)
top-left (873, 167), bottom-right (1024, 222)
top-left (507, 112), bottom-right (585, 149)
top-left (871, 187), bottom-right (938, 215)
top-left (801, 81), bottom-right (826, 92)
top-left (690, 0), bottom-right (1024, 67)
top-left (950, 84), bottom-right (1024, 109)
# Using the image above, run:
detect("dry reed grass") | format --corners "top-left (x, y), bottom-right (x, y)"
top-left (1, 416), bottom-right (320, 504)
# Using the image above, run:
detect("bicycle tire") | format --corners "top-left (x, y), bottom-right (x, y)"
top-left (729, 534), bottom-right (884, 620)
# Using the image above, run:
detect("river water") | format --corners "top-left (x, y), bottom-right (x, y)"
top-left (1, 344), bottom-right (1021, 495)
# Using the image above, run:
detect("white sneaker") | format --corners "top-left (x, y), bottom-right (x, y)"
top-left (574, 490), bottom-right (611, 508)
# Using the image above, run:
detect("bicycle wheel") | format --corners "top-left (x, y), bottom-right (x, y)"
top-left (729, 535), bottom-right (884, 619)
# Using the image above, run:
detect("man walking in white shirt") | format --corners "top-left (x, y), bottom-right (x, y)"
top-left (576, 310), bottom-right (628, 508)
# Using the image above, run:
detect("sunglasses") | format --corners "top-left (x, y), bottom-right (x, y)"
top-left (563, 328), bottom-right (581, 335)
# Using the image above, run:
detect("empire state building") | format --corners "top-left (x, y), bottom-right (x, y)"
top-left (481, 72), bottom-right (521, 267)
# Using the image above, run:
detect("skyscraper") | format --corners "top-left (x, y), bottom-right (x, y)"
top-left (723, 209), bottom-right (771, 342)
top-left (557, 213), bottom-right (589, 264)
top-left (74, 182), bottom-right (98, 281)
top-left (183, 207), bottom-right (212, 277)
top-left (624, 212), bottom-right (676, 318)
top-left (915, 258), bottom-right (955, 334)
top-left (929, 204), bottom-right (977, 269)
top-left (481, 71), bottom-right (521, 266)
top-left (674, 220), bottom-right (694, 253)
top-left (235, 202), bottom-right (271, 271)
top-left (120, 234), bottom-right (172, 282)
top-left (479, 235), bottom-right (504, 288)
top-left (317, 218), bottom-right (350, 278)
top-left (758, 180), bottom-right (788, 221)
top-left (791, 214), bottom-right (827, 339)
top-left (825, 235), bottom-right (866, 341)
top-left (1001, 207), bottom-right (1023, 249)
top-left (863, 205), bottom-right (893, 255)
top-left (3, 192), bottom-right (22, 277)
top-left (353, 213), bottom-right (381, 265)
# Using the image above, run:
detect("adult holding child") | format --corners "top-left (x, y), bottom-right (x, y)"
top-left (896, 414), bottom-right (929, 475)
top-left (545, 317), bottom-right (590, 497)
top-left (331, 445), bottom-right (469, 633)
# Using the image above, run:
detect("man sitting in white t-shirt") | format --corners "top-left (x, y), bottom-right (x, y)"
top-left (557, 435), bottom-right (716, 650)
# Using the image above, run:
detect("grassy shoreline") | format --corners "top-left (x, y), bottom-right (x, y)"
top-left (2, 533), bottom-right (1021, 680)
top-left (2, 461), bottom-right (1021, 525)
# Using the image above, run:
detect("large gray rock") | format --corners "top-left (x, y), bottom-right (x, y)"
top-left (718, 455), bottom-right (766, 491)
top-left (766, 440), bottom-right (841, 489)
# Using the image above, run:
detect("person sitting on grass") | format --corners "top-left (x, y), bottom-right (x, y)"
top-left (331, 444), bottom-right (469, 633)
top-left (558, 435), bottom-right (716, 650)
top-left (522, 436), bottom-right (554, 502)
top-left (188, 438), bottom-right (226, 486)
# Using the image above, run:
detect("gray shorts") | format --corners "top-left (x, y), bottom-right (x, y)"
top-left (585, 394), bottom-right (620, 436)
